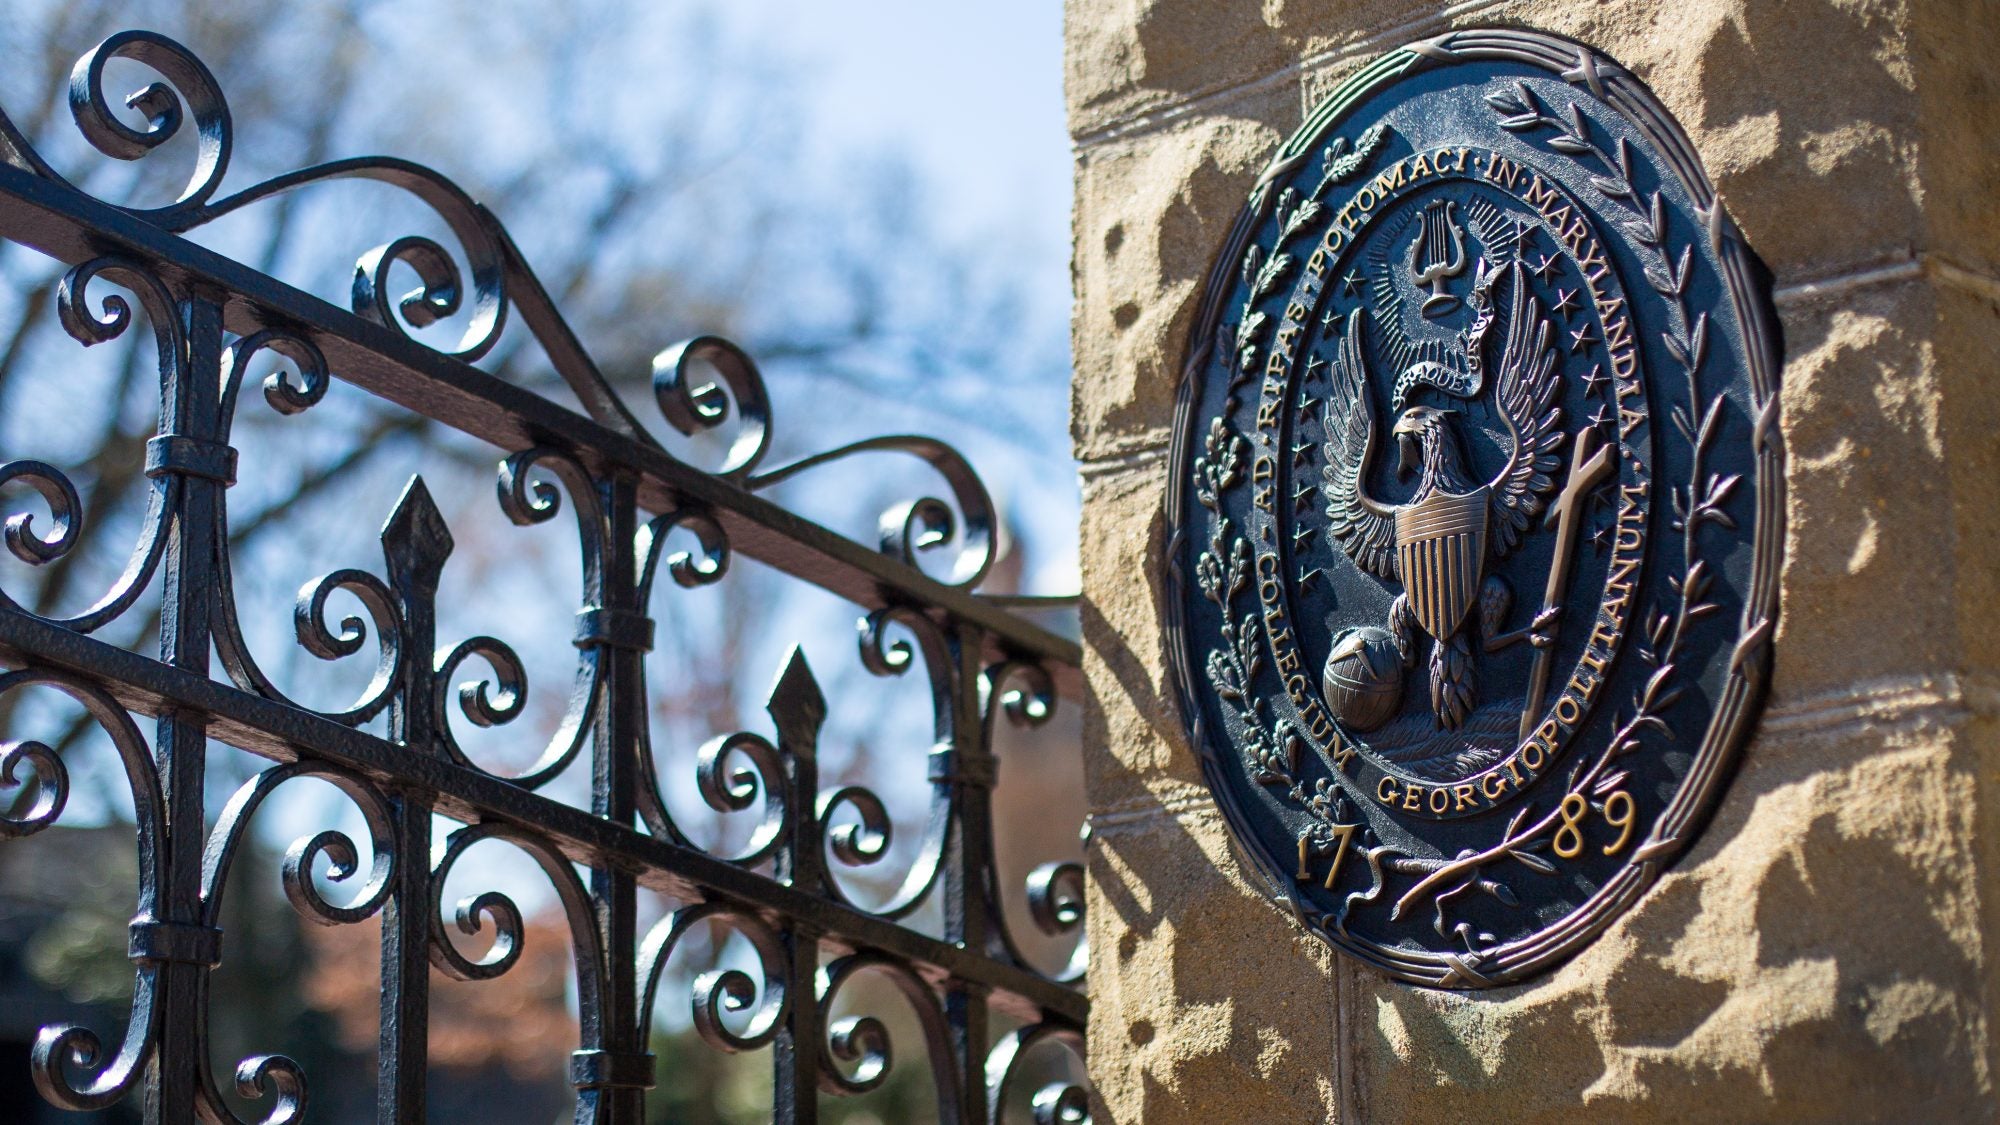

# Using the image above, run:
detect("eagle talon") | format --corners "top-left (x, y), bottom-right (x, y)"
top-left (1529, 605), bottom-right (1562, 648)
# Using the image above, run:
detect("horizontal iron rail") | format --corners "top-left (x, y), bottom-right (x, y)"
top-left (0, 604), bottom-right (1085, 1025)
top-left (0, 162), bottom-right (1082, 695)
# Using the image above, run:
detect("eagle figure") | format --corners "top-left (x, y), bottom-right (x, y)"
top-left (1320, 260), bottom-right (1568, 730)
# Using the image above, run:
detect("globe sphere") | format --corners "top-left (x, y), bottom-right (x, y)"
top-left (1322, 626), bottom-right (1402, 732)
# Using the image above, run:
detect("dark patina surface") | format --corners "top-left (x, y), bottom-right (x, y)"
top-left (1166, 28), bottom-right (1783, 988)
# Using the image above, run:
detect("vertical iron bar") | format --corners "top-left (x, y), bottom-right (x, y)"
top-left (772, 650), bottom-right (825, 1124)
top-left (144, 294), bottom-right (224, 1125)
top-left (943, 623), bottom-right (995, 1125)
top-left (586, 470), bottom-right (646, 1124)
top-left (379, 479), bottom-right (453, 1122)
top-left (378, 788), bottom-right (432, 1122)
top-left (774, 919), bottom-right (824, 1125)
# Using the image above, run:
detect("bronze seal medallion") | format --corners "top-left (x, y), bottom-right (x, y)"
top-left (1164, 28), bottom-right (1783, 987)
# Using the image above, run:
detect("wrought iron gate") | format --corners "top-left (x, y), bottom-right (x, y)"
top-left (0, 29), bottom-right (1087, 1123)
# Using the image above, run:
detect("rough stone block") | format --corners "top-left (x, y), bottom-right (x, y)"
top-left (1077, 461), bottom-right (1205, 816)
top-left (1070, 83), bottom-right (1292, 463)
top-left (1770, 276), bottom-right (1956, 698)
top-left (1346, 705), bottom-right (1992, 1121)
top-left (1085, 804), bottom-right (1340, 1121)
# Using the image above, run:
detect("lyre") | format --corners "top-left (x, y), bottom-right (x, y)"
top-left (1411, 198), bottom-right (1467, 317)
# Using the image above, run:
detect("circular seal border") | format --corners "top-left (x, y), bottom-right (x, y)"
top-left (1162, 27), bottom-right (1784, 988)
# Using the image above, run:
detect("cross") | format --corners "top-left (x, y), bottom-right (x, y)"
top-left (1518, 427), bottom-right (1617, 744)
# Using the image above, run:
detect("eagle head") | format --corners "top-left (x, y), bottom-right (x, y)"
top-left (1392, 404), bottom-right (1455, 478)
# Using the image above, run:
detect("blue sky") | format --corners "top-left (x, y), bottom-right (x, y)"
top-left (722, 2), bottom-right (1072, 323)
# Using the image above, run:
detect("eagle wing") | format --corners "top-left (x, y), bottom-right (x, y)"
top-left (1320, 308), bottom-right (1399, 579)
top-left (1486, 261), bottom-right (1567, 556)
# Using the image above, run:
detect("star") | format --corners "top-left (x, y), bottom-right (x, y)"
top-left (1319, 308), bottom-right (1343, 339)
top-left (1588, 521), bottom-right (1613, 552)
top-left (1568, 323), bottom-right (1597, 353)
top-left (1292, 526), bottom-right (1317, 553)
top-left (1516, 226), bottom-right (1538, 256)
top-left (1340, 269), bottom-right (1365, 297)
top-left (1293, 480), bottom-right (1316, 514)
top-left (1589, 403), bottom-right (1616, 430)
top-left (1579, 363), bottom-right (1609, 398)
top-left (1530, 253), bottom-right (1563, 283)
top-left (1291, 439), bottom-right (1315, 468)
top-left (1551, 287), bottom-right (1580, 317)
top-left (1304, 353), bottom-right (1327, 383)
top-left (1298, 565), bottom-right (1325, 592)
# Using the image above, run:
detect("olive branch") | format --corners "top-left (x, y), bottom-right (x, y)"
top-left (1193, 418), bottom-right (1292, 785)
top-left (1218, 123), bottom-right (1392, 395)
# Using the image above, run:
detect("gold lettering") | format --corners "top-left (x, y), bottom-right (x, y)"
top-left (1377, 776), bottom-right (1400, 804)
top-left (1285, 674), bottom-right (1312, 709)
top-left (1565, 666), bottom-right (1601, 699)
top-left (1619, 406), bottom-right (1647, 439)
top-left (1306, 707), bottom-right (1335, 743)
top-left (1403, 784), bottom-right (1423, 812)
top-left (1523, 174), bottom-right (1559, 213)
top-left (1453, 784), bottom-right (1477, 812)
top-left (1322, 822), bottom-right (1356, 889)
top-left (1555, 694), bottom-right (1581, 726)
top-left (1481, 772), bottom-right (1509, 801)
top-left (1369, 163), bottom-right (1407, 199)
top-left (1605, 553), bottom-right (1640, 594)
top-left (1602, 310), bottom-right (1632, 355)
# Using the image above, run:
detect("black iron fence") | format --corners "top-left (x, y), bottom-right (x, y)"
top-left (0, 29), bottom-right (1087, 1123)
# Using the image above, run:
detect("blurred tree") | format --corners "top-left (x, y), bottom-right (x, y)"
top-left (0, 0), bottom-right (1080, 1119)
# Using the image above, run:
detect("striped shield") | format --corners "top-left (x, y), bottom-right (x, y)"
top-left (1394, 487), bottom-right (1490, 640)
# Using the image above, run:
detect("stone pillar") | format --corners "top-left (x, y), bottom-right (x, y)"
top-left (1067, 1), bottom-right (2000, 1119)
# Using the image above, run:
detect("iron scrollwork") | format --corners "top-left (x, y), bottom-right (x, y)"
top-left (0, 26), bottom-right (1088, 1125)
